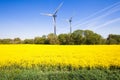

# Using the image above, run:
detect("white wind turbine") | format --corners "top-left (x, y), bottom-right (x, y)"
top-left (41, 2), bottom-right (63, 35)
top-left (66, 17), bottom-right (72, 34)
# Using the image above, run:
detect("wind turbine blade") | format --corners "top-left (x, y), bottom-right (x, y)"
top-left (40, 13), bottom-right (53, 16)
top-left (54, 2), bottom-right (63, 15)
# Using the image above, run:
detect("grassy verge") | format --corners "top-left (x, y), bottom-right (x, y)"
top-left (0, 65), bottom-right (120, 80)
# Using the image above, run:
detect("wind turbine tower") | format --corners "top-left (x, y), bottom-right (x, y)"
top-left (41, 2), bottom-right (63, 35)
top-left (68, 17), bottom-right (72, 34)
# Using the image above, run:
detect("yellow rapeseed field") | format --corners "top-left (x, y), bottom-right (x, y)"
top-left (0, 45), bottom-right (120, 68)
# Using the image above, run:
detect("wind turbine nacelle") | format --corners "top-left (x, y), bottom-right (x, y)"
top-left (53, 15), bottom-right (57, 17)
top-left (69, 19), bottom-right (72, 22)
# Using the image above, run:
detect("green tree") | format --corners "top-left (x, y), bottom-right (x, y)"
top-left (13, 38), bottom-right (21, 44)
top-left (41, 35), bottom-right (50, 44)
top-left (71, 30), bottom-right (84, 45)
top-left (23, 39), bottom-right (34, 44)
top-left (34, 37), bottom-right (45, 44)
top-left (0, 39), bottom-right (2, 44)
top-left (106, 34), bottom-right (120, 44)
top-left (84, 30), bottom-right (103, 44)
top-left (47, 33), bottom-right (59, 44)
top-left (58, 34), bottom-right (69, 45)
top-left (101, 38), bottom-right (107, 44)
top-left (1, 39), bottom-right (13, 44)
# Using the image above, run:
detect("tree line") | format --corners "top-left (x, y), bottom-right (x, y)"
top-left (0, 30), bottom-right (120, 45)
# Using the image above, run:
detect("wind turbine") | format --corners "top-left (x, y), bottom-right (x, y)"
top-left (41, 2), bottom-right (63, 35)
top-left (66, 17), bottom-right (72, 34)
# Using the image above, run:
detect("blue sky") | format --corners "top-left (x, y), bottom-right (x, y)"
top-left (0, 0), bottom-right (120, 39)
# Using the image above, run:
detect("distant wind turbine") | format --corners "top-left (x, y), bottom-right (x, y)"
top-left (41, 2), bottom-right (63, 35)
top-left (66, 17), bottom-right (72, 34)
